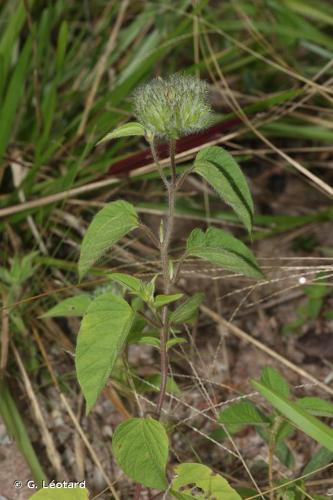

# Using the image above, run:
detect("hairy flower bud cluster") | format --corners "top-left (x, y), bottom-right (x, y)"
top-left (132, 74), bottom-right (213, 139)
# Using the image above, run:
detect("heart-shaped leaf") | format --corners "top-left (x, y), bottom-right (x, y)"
top-left (171, 463), bottom-right (241, 499)
top-left (112, 417), bottom-right (169, 490)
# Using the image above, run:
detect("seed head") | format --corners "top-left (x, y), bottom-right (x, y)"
top-left (133, 74), bottom-right (213, 139)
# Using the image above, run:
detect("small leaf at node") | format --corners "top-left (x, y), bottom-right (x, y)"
top-left (170, 293), bottom-right (204, 324)
top-left (97, 121), bottom-right (145, 144)
top-left (154, 293), bottom-right (183, 308)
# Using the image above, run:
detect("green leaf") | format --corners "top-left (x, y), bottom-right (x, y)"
top-left (324, 309), bottom-right (333, 319)
top-left (257, 426), bottom-right (295, 468)
top-left (167, 337), bottom-right (187, 349)
top-left (112, 417), bottom-right (169, 490)
top-left (252, 379), bottom-right (333, 451)
top-left (219, 401), bottom-right (268, 427)
top-left (135, 336), bottom-right (161, 349)
top-left (274, 440), bottom-right (295, 469)
top-left (127, 320), bottom-right (157, 344)
top-left (303, 446), bottom-right (333, 475)
top-left (41, 295), bottom-right (92, 318)
top-left (215, 400), bottom-right (269, 442)
top-left (140, 277), bottom-right (156, 303)
top-left (29, 488), bottom-right (89, 500)
top-left (304, 279), bottom-right (328, 299)
top-left (154, 293), bottom-right (183, 308)
top-left (283, 316), bottom-right (306, 335)
top-left (260, 367), bottom-right (290, 398)
top-left (135, 374), bottom-right (181, 395)
top-left (79, 200), bottom-right (139, 279)
top-left (186, 228), bottom-right (263, 279)
top-left (97, 121), bottom-right (145, 144)
top-left (56, 20), bottom-right (68, 74)
top-left (108, 272), bottom-right (142, 293)
top-left (211, 424), bottom-right (246, 441)
top-left (75, 292), bottom-right (134, 413)
top-left (0, 38), bottom-right (32, 160)
top-left (296, 397), bottom-right (333, 417)
top-left (171, 463), bottom-right (241, 500)
top-left (109, 272), bottom-right (158, 304)
top-left (130, 296), bottom-right (144, 313)
top-left (275, 420), bottom-right (295, 443)
top-left (194, 146), bottom-right (254, 233)
top-left (0, 380), bottom-right (46, 484)
top-left (170, 293), bottom-right (204, 324)
top-left (235, 488), bottom-right (258, 499)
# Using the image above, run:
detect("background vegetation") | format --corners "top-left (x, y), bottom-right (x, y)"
top-left (1, 0), bottom-right (333, 498)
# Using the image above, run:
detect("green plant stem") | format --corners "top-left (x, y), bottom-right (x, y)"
top-left (268, 416), bottom-right (283, 500)
top-left (134, 139), bottom-right (178, 498)
top-left (149, 138), bottom-right (169, 189)
top-left (175, 165), bottom-right (194, 191)
top-left (169, 138), bottom-right (177, 187)
top-left (156, 139), bottom-right (177, 418)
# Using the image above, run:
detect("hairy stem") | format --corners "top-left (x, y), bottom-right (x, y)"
top-left (175, 165), bottom-right (194, 191)
top-left (156, 139), bottom-right (177, 418)
top-left (134, 140), bottom-right (177, 499)
top-left (149, 138), bottom-right (169, 189)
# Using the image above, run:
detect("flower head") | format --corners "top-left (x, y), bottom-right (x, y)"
top-left (133, 74), bottom-right (213, 139)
